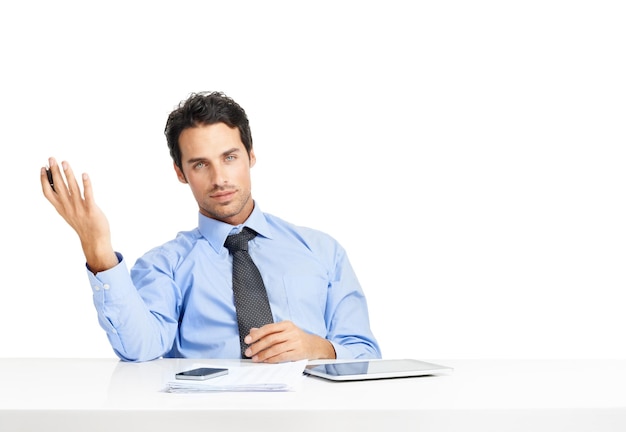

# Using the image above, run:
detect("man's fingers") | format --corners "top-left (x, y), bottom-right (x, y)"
top-left (60, 160), bottom-right (82, 199)
top-left (245, 323), bottom-right (278, 344)
top-left (41, 167), bottom-right (54, 197)
top-left (81, 172), bottom-right (95, 205)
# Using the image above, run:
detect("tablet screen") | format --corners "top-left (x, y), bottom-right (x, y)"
top-left (304, 359), bottom-right (453, 381)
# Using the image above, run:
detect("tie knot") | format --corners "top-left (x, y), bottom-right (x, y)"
top-left (224, 227), bottom-right (257, 253)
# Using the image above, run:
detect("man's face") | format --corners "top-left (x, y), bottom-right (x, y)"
top-left (174, 122), bottom-right (255, 225)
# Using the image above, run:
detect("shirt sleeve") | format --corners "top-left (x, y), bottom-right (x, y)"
top-left (86, 253), bottom-right (179, 362)
top-left (324, 245), bottom-right (382, 359)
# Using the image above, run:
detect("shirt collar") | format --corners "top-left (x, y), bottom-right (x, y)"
top-left (197, 201), bottom-right (273, 254)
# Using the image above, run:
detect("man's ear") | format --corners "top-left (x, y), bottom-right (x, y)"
top-left (174, 162), bottom-right (187, 184)
top-left (249, 149), bottom-right (256, 168)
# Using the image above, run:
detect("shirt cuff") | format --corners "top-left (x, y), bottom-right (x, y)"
top-left (85, 251), bottom-right (123, 274)
top-left (86, 253), bottom-right (134, 301)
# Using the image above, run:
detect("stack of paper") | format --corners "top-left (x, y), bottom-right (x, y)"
top-left (164, 359), bottom-right (307, 393)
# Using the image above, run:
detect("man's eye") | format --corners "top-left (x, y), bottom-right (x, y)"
top-left (225, 155), bottom-right (235, 162)
top-left (194, 162), bottom-right (206, 169)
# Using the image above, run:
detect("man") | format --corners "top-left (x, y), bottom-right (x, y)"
top-left (41, 91), bottom-right (381, 362)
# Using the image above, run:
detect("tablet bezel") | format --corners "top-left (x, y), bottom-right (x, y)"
top-left (303, 359), bottom-right (453, 381)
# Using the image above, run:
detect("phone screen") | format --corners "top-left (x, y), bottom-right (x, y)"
top-left (46, 168), bottom-right (55, 191)
top-left (175, 367), bottom-right (228, 381)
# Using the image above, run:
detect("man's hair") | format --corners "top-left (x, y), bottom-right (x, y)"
top-left (164, 91), bottom-right (253, 170)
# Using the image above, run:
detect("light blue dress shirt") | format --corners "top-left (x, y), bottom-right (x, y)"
top-left (87, 203), bottom-right (381, 362)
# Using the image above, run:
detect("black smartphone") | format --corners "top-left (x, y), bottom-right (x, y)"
top-left (46, 168), bottom-right (55, 191)
top-left (175, 367), bottom-right (229, 381)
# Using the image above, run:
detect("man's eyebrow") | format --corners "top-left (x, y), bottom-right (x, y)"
top-left (222, 147), bottom-right (241, 156)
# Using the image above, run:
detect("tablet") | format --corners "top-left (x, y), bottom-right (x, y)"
top-left (303, 359), bottom-right (453, 381)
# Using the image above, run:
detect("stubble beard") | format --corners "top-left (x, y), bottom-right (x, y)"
top-left (200, 189), bottom-right (252, 223)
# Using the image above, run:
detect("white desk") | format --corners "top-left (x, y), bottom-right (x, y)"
top-left (1, 358), bottom-right (625, 432)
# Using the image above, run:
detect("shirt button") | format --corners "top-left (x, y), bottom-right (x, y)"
top-left (103, 284), bottom-right (110, 290)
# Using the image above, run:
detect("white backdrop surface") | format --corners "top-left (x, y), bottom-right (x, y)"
top-left (1, 0), bottom-right (624, 359)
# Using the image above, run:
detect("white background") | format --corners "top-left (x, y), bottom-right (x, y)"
top-left (1, 0), bottom-right (624, 360)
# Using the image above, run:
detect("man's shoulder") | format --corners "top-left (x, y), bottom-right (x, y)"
top-left (141, 227), bottom-right (204, 260)
top-left (263, 212), bottom-right (340, 247)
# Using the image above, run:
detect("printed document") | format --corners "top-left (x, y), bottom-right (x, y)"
top-left (164, 359), bottom-right (307, 393)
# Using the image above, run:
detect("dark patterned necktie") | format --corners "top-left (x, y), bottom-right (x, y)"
top-left (224, 227), bottom-right (274, 358)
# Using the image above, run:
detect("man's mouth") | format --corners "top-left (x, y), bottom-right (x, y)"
top-left (211, 190), bottom-right (236, 202)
